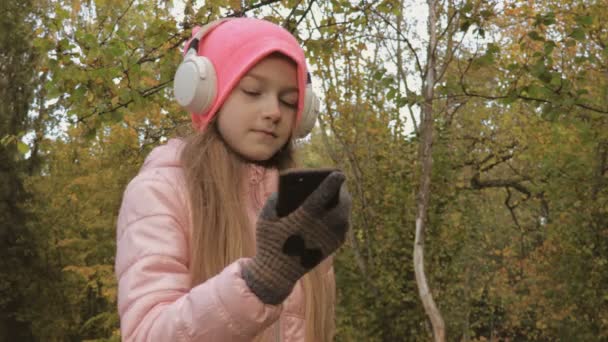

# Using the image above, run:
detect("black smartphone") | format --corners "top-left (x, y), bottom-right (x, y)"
top-left (276, 168), bottom-right (340, 217)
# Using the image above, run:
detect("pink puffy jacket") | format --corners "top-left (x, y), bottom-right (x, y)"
top-left (115, 139), bottom-right (334, 341)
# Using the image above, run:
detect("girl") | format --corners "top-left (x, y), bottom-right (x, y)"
top-left (114, 18), bottom-right (352, 342)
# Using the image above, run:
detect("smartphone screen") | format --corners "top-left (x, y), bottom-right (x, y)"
top-left (276, 168), bottom-right (338, 217)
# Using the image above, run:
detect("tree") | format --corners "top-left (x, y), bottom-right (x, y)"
top-left (0, 0), bottom-right (40, 340)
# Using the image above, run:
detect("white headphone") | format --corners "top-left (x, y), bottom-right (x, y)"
top-left (173, 19), bottom-right (320, 138)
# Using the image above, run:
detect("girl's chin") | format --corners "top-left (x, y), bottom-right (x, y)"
top-left (235, 149), bottom-right (278, 163)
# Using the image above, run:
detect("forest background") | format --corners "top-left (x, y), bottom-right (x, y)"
top-left (1, 0), bottom-right (607, 341)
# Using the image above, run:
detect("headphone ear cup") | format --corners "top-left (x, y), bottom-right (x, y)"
top-left (173, 54), bottom-right (217, 115)
top-left (295, 84), bottom-right (320, 138)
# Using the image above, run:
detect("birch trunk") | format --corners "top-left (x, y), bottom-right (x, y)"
top-left (413, 0), bottom-right (446, 340)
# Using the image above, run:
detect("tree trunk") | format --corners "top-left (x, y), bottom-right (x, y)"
top-left (413, 0), bottom-right (446, 340)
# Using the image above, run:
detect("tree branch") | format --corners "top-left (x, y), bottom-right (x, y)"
top-left (371, 8), bottom-right (424, 77)
top-left (99, 0), bottom-right (136, 46)
top-left (78, 79), bottom-right (172, 123)
top-left (470, 174), bottom-right (531, 198)
top-left (458, 64), bottom-right (608, 115)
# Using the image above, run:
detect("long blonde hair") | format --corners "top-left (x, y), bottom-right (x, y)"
top-left (180, 123), bottom-right (335, 341)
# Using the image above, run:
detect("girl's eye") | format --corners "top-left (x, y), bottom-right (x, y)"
top-left (280, 99), bottom-right (298, 109)
top-left (242, 89), bottom-right (261, 97)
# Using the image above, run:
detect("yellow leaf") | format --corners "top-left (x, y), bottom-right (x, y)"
top-left (63, 265), bottom-right (96, 279)
top-left (72, 0), bottom-right (81, 18)
top-left (142, 76), bottom-right (158, 87)
top-left (228, 0), bottom-right (241, 11)
top-left (57, 238), bottom-right (81, 248)
top-left (449, 212), bottom-right (462, 223)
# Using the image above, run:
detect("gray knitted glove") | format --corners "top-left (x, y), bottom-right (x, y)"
top-left (241, 171), bottom-right (351, 305)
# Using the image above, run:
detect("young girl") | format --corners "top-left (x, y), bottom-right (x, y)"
top-left (114, 18), bottom-right (352, 342)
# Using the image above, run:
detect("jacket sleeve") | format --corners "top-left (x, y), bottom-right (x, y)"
top-left (115, 172), bottom-right (282, 342)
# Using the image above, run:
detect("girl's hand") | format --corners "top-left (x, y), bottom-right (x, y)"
top-left (242, 171), bottom-right (352, 305)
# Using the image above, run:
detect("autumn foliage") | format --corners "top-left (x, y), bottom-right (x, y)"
top-left (1, 0), bottom-right (606, 341)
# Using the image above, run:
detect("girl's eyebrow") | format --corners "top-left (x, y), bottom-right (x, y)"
top-left (244, 73), bottom-right (299, 93)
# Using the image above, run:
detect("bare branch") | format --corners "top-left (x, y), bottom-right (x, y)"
top-left (296, 0), bottom-right (315, 28)
top-left (78, 79), bottom-right (172, 123)
top-left (371, 8), bottom-right (424, 77)
top-left (471, 174), bottom-right (532, 198)
top-left (99, 0), bottom-right (136, 46)
top-left (283, 0), bottom-right (305, 28)
top-left (457, 57), bottom-right (608, 115)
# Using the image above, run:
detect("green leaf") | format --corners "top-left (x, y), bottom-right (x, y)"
top-left (396, 96), bottom-right (408, 108)
top-left (460, 19), bottom-right (472, 32)
top-left (570, 27), bottom-right (586, 41)
top-left (381, 75), bottom-right (395, 87)
top-left (83, 33), bottom-right (96, 46)
top-left (480, 9), bottom-right (493, 19)
top-left (17, 141), bottom-right (30, 155)
top-left (534, 12), bottom-right (555, 26)
top-left (507, 63), bottom-right (520, 71)
top-left (501, 94), bottom-right (518, 105)
top-left (109, 44), bottom-right (124, 57)
top-left (550, 73), bottom-right (562, 87)
top-left (84, 127), bottom-right (97, 140)
top-left (58, 38), bottom-right (71, 51)
top-left (530, 60), bottom-right (547, 77)
top-left (1, 134), bottom-right (16, 146)
top-left (541, 103), bottom-right (559, 120)
top-left (543, 12), bottom-right (556, 26)
top-left (561, 97), bottom-right (575, 106)
top-left (539, 71), bottom-right (552, 84)
top-left (476, 53), bottom-right (494, 66)
top-left (528, 31), bottom-right (544, 41)
top-left (575, 15), bottom-right (593, 26)
top-left (373, 69), bottom-right (385, 81)
top-left (527, 85), bottom-right (546, 98)
top-left (487, 43), bottom-right (500, 54)
top-left (108, 110), bottom-right (124, 123)
top-left (55, 7), bottom-right (70, 20)
top-left (544, 41), bottom-right (556, 55)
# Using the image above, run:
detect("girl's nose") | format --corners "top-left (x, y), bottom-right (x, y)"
top-left (261, 96), bottom-right (281, 122)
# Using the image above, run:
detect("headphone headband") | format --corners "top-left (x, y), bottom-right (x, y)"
top-left (186, 19), bottom-right (231, 55)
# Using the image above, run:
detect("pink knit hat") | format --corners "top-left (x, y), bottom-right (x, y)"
top-left (183, 18), bottom-right (308, 132)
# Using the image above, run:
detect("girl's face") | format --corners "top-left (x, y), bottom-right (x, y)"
top-left (216, 55), bottom-right (298, 162)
